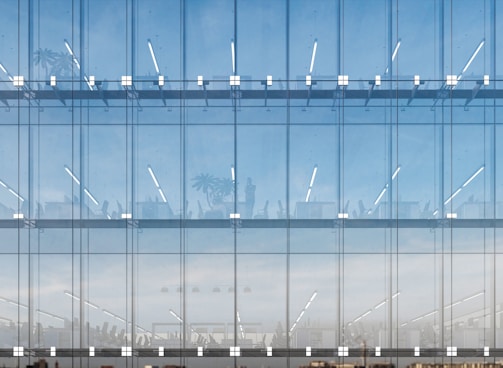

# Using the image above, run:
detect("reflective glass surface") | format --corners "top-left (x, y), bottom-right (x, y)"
top-left (0, 1), bottom-right (501, 367)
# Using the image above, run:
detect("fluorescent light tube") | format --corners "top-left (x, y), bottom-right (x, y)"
top-left (231, 165), bottom-right (235, 182)
top-left (391, 40), bottom-right (401, 62)
top-left (309, 39), bottom-right (318, 74)
top-left (8, 188), bottom-right (24, 201)
top-left (305, 188), bottom-right (312, 202)
top-left (103, 310), bottom-right (114, 317)
top-left (463, 292), bottom-right (484, 302)
top-left (391, 166), bottom-right (401, 180)
top-left (147, 39), bottom-right (160, 75)
top-left (231, 40), bottom-right (235, 74)
top-left (158, 188), bottom-right (167, 203)
top-left (84, 188), bottom-right (99, 206)
top-left (462, 166), bottom-right (484, 188)
top-left (64, 40), bottom-right (81, 70)
top-left (374, 187), bottom-right (387, 206)
top-left (461, 40), bottom-right (485, 74)
top-left (64, 290), bottom-right (80, 301)
top-left (0, 63), bottom-right (6, 74)
top-left (0, 180), bottom-right (6, 188)
top-left (309, 165), bottom-right (318, 188)
top-left (309, 291), bottom-right (317, 303)
top-left (392, 291), bottom-right (400, 299)
top-left (64, 165), bottom-right (81, 185)
top-left (444, 188), bottom-right (461, 205)
top-left (147, 165), bottom-right (160, 188)
top-left (85, 301), bottom-right (99, 309)
top-left (374, 300), bottom-right (386, 310)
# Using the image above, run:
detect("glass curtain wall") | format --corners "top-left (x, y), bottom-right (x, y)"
top-left (0, 0), bottom-right (500, 367)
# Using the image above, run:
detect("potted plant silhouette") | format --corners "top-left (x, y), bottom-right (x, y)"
top-left (192, 173), bottom-right (234, 218)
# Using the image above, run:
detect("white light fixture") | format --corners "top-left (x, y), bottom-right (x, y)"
top-left (89, 75), bottom-right (95, 87)
top-left (309, 39), bottom-right (318, 75)
top-left (414, 75), bottom-right (421, 86)
top-left (13, 76), bottom-right (24, 87)
top-left (158, 75), bottom-right (164, 87)
top-left (374, 185), bottom-right (387, 206)
top-left (83, 188), bottom-right (99, 206)
top-left (197, 75), bottom-right (204, 86)
top-left (290, 290), bottom-right (317, 333)
top-left (305, 165), bottom-right (318, 202)
top-left (147, 165), bottom-right (167, 203)
top-left (50, 76), bottom-right (56, 87)
top-left (121, 213), bottom-right (132, 219)
top-left (231, 40), bottom-right (236, 74)
top-left (64, 39), bottom-right (81, 70)
top-left (231, 165), bottom-right (235, 182)
top-left (338, 213), bottom-right (349, 219)
top-left (461, 40), bottom-right (485, 76)
top-left (462, 166), bottom-right (484, 188)
top-left (121, 76), bottom-right (132, 86)
top-left (338, 75), bottom-right (349, 86)
top-left (305, 75), bottom-right (312, 86)
top-left (64, 165), bottom-right (81, 185)
top-left (267, 75), bottom-right (273, 86)
top-left (375, 75), bottom-right (381, 86)
top-left (147, 39), bottom-right (160, 75)
top-left (391, 40), bottom-right (401, 62)
top-left (446, 75), bottom-right (458, 86)
top-left (484, 75), bottom-right (490, 85)
top-left (391, 166), bottom-right (401, 180)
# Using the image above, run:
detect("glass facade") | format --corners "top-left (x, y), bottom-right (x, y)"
top-left (0, 0), bottom-right (502, 367)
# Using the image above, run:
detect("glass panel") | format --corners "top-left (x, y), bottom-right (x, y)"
top-left (237, 255), bottom-right (286, 348)
top-left (237, 0), bottom-right (286, 86)
top-left (290, 254), bottom-right (337, 348)
top-left (290, 125), bottom-right (338, 219)
top-left (236, 125), bottom-right (286, 219)
top-left (137, 254), bottom-right (181, 349)
top-left (187, 125), bottom-right (234, 220)
top-left (186, 254), bottom-right (234, 347)
top-left (136, 125), bottom-right (182, 219)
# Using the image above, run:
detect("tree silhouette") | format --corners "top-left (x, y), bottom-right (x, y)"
top-left (50, 51), bottom-right (74, 78)
top-left (191, 173), bottom-right (218, 208)
top-left (34, 48), bottom-right (57, 79)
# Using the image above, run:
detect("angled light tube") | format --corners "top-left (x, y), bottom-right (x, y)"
top-left (64, 39), bottom-right (81, 70)
top-left (392, 291), bottom-right (400, 299)
top-left (64, 290), bottom-right (80, 301)
top-left (374, 185), bottom-right (387, 206)
top-left (462, 166), bottom-right (484, 188)
top-left (0, 63), bottom-right (13, 81)
top-left (64, 165), bottom-right (81, 185)
top-left (103, 309), bottom-right (115, 317)
top-left (391, 40), bottom-right (401, 62)
top-left (444, 188), bottom-right (462, 205)
top-left (0, 180), bottom-right (6, 188)
top-left (147, 39), bottom-right (160, 75)
top-left (85, 301), bottom-right (100, 309)
top-left (147, 165), bottom-right (160, 188)
top-left (290, 290), bottom-right (317, 333)
top-left (391, 166), bottom-right (401, 180)
top-left (158, 188), bottom-right (167, 203)
top-left (8, 188), bottom-right (24, 202)
top-left (83, 188), bottom-right (99, 206)
top-left (305, 165), bottom-right (318, 202)
top-left (169, 309), bottom-right (184, 323)
top-left (231, 40), bottom-right (236, 74)
top-left (460, 40), bottom-right (485, 76)
top-left (374, 300), bottom-right (386, 310)
top-left (463, 291), bottom-right (484, 302)
top-left (309, 39), bottom-right (318, 74)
